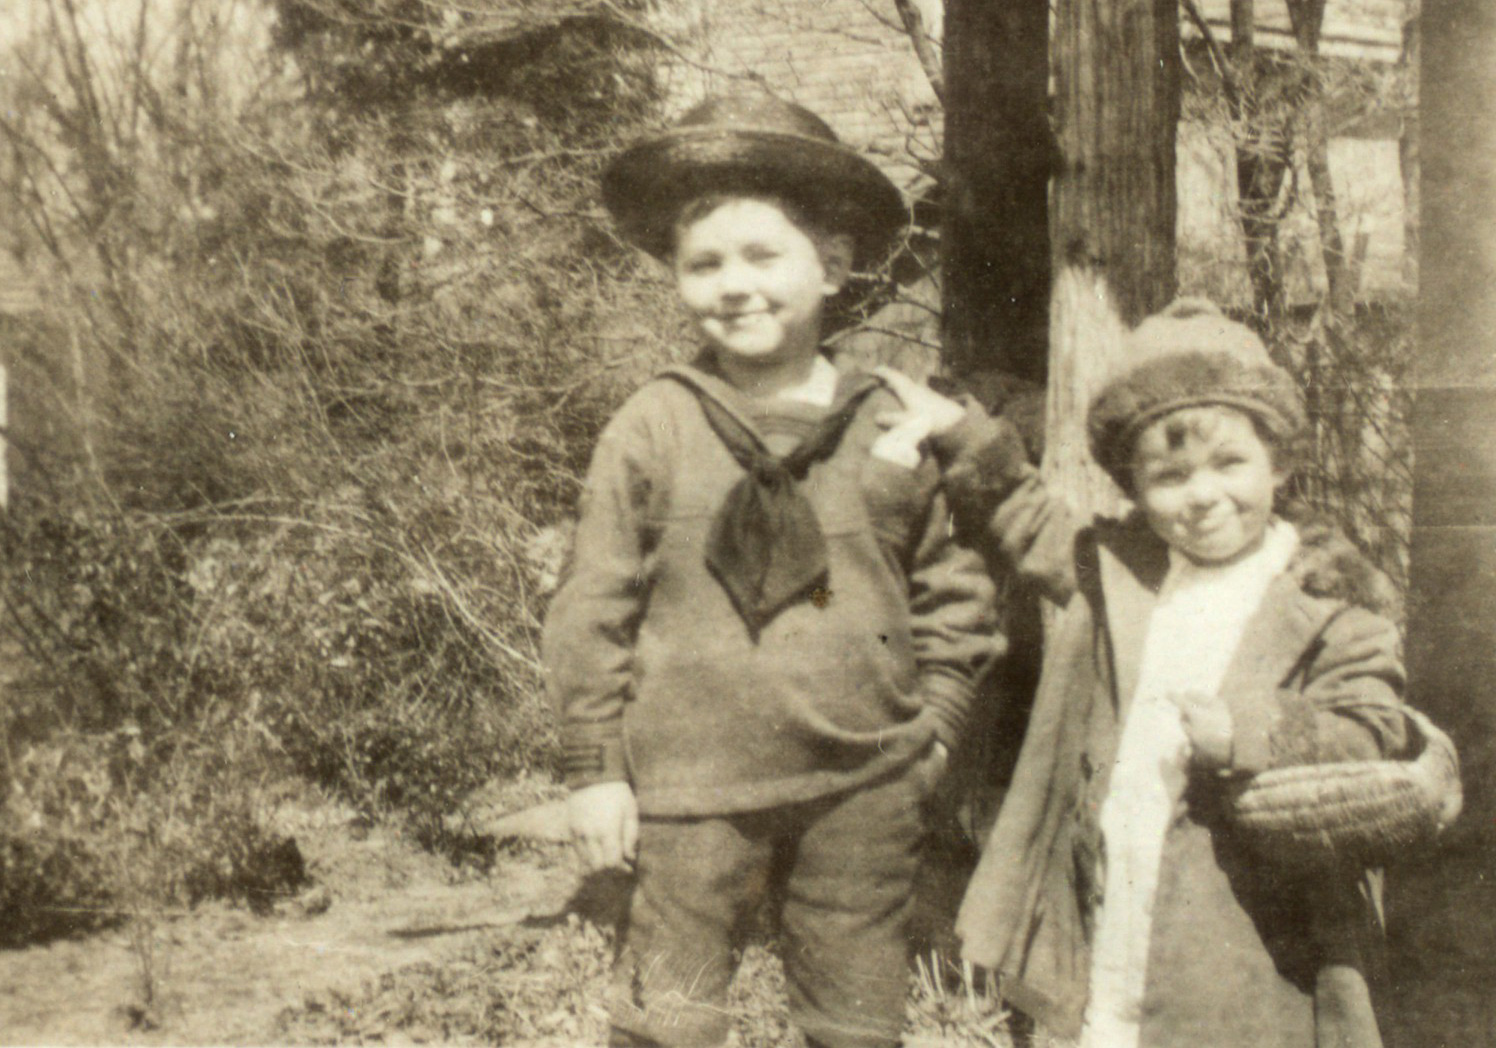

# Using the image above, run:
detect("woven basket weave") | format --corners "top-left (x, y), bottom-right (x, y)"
top-left (1227, 707), bottom-right (1462, 867)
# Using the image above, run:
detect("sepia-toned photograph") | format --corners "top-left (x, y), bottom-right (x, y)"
top-left (0, 0), bottom-right (1490, 1044)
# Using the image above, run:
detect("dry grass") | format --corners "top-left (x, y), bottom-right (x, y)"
top-left (275, 889), bottom-right (1024, 1047)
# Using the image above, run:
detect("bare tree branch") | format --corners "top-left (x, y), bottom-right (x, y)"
top-left (1181, 0), bottom-right (1239, 116)
top-left (890, 0), bottom-right (943, 104)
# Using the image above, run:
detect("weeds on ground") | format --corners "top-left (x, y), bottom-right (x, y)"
top-left (0, 0), bottom-right (674, 949)
top-left (277, 903), bottom-right (1020, 1048)
top-left (278, 913), bottom-right (613, 1046)
top-left (906, 950), bottom-right (1014, 1047)
top-left (0, 721), bottom-right (305, 947)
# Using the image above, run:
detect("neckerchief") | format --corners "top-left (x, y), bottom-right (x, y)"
top-left (662, 366), bottom-right (883, 638)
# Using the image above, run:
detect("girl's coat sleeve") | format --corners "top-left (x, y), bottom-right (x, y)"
top-left (1243, 604), bottom-right (1410, 773)
top-left (930, 406), bottom-right (1081, 605)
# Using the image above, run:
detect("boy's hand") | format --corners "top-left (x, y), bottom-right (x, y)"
top-left (874, 367), bottom-right (968, 441)
top-left (568, 781), bottom-right (639, 873)
top-left (1167, 691), bottom-right (1234, 769)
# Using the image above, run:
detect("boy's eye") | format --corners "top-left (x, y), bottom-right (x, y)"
top-left (743, 246), bottom-right (780, 264)
top-left (682, 256), bottom-right (720, 275)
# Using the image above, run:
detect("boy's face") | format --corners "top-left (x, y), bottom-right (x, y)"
top-left (1131, 406), bottom-right (1285, 566)
top-left (673, 198), bottom-right (852, 371)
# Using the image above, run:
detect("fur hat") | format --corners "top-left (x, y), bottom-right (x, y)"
top-left (1087, 298), bottom-right (1306, 489)
top-left (601, 93), bottom-right (908, 270)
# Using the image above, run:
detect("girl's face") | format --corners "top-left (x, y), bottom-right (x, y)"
top-left (672, 198), bottom-right (851, 371)
top-left (1131, 406), bottom-right (1285, 566)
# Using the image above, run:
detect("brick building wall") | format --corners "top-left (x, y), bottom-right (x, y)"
top-left (653, 0), bottom-right (942, 193)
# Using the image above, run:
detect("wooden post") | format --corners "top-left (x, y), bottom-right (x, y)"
top-left (1382, 0), bottom-right (1496, 1042)
top-left (940, 0), bottom-right (1051, 386)
top-left (1046, 0), bottom-right (1180, 515)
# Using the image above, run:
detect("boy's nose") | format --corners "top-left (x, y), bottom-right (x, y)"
top-left (715, 258), bottom-right (756, 297)
top-left (1184, 474), bottom-right (1223, 508)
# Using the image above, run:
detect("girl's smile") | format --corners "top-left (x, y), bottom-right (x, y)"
top-left (1131, 407), bottom-right (1285, 566)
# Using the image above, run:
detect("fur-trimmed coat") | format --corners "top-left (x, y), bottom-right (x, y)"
top-left (933, 411), bottom-right (1411, 1048)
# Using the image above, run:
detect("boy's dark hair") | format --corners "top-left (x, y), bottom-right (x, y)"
top-left (670, 191), bottom-right (849, 260)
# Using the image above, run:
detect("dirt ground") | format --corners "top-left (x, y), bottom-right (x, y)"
top-left (0, 782), bottom-right (1013, 1048)
top-left (0, 791), bottom-right (589, 1047)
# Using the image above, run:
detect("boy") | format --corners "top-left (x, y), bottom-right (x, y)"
top-left (876, 299), bottom-right (1446, 1048)
top-left (543, 94), bottom-right (997, 1048)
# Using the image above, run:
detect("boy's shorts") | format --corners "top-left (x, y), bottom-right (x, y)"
top-left (608, 760), bottom-right (932, 1048)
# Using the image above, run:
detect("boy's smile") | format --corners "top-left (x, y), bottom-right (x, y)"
top-left (673, 199), bottom-right (850, 375)
top-left (1131, 408), bottom-right (1285, 566)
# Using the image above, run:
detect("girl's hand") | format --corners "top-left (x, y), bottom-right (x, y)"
top-left (1168, 691), bottom-right (1234, 769)
top-left (874, 367), bottom-right (968, 439)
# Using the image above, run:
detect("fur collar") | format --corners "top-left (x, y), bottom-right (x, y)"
top-left (1282, 509), bottom-right (1403, 624)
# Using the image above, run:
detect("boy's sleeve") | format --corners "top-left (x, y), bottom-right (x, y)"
top-left (904, 481), bottom-right (999, 752)
top-left (542, 398), bottom-right (658, 790)
top-left (928, 403), bottom-right (1080, 604)
top-left (1229, 606), bottom-right (1411, 775)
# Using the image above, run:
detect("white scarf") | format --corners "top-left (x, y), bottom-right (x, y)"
top-left (1081, 519), bottom-right (1299, 1048)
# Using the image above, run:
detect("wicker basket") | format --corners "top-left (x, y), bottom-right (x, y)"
top-left (1227, 707), bottom-right (1463, 867)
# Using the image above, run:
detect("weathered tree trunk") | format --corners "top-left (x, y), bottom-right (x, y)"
top-left (1046, 0), bottom-right (1180, 515)
top-left (935, 0), bottom-right (1053, 874)
top-left (1382, 0), bottom-right (1496, 1043)
top-left (1398, 11), bottom-right (1420, 285)
top-left (940, 0), bottom-right (1051, 386)
top-left (1230, 0), bottom-right (1294, 324)
top-left (1286, 0), bottom-right (1354, 318)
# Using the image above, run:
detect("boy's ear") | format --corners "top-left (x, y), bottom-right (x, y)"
top-left (819, 233), bottom-right (855, 295)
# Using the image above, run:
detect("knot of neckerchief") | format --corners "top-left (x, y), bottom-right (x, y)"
top-left (668, 370), bottom-right (883, 638)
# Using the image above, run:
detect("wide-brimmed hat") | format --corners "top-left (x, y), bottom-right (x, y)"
top-left (1087, 298), bottom-right (1307, 490)
top-left (602, 94), bottom-right (908, 270)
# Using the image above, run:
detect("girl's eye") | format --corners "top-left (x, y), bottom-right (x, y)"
top-left (744, 247), bottom-right (780, 264)
top-left (683, 257), bottom-right (719, 275)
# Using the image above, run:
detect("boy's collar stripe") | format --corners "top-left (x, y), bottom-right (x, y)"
top-left (655, 361), bottom-right (885, 443)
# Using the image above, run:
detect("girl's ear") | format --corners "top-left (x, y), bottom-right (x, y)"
top-left (819, 233), bottom-right (855, 295)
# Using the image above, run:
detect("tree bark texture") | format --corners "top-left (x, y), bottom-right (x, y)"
top-left (935, 0), bottom-right (1053, 868)
top-left (940, 0), bottom-right (1052, 385)
top-left (1050, 0), bottom-right (1179, 329)
top-left (1383, 0), bottom-right (1496, 1042)
top-left (1045, 0), bottom-right (1179, 520)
